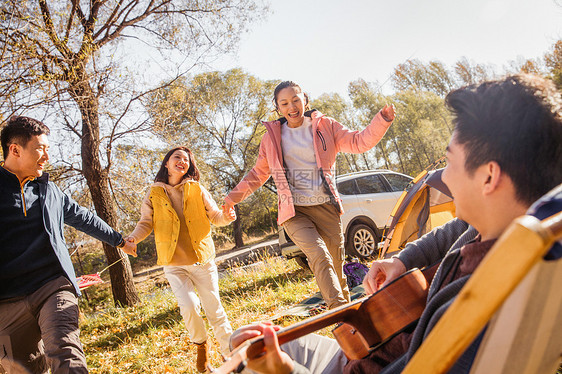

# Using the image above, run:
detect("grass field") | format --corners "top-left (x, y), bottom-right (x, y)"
top-left (79, 254), bottom-right (330, 373)
top-left (79, 254), bottom-right (562, 374)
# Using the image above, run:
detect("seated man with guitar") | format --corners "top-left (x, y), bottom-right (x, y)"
top-left (225, 74), bottom-right (562, 374)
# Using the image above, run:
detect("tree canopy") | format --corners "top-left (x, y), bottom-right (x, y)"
top-left (148, 68), bottom-right (279, 246)
top-left (1, 2), bottom-right (559, 303)
top-left (0, 0), bottom-right (265, 306)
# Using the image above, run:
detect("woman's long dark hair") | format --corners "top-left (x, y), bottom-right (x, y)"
top-left (154, 146), bottom-right (200, 183)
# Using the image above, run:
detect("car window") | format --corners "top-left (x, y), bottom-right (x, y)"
top-left (383, 173), bottom-right (412, 192)
top-left (354, 175), bottom-right (387, 194)
top-left (337, 179), bottom-right (359, 195)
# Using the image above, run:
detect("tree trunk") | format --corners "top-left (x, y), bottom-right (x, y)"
top-left (391, 137), bottom-right (406, 173)
top-left (68, 72), bottom-right (140, 306)
top-left (262, 197), bottom-right (277, 234)
top-left (361, 153), bottom-right (371, 169)
top-left (405, 134), bottom-right (426, 172)
top-left (232, 204), bottom-right (244, 248)
top-left (376, 144), bottom-right (391, 170)
top-left (342, 154), bottom-right (356, 173)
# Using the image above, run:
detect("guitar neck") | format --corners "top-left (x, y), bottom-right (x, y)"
top-left (215, 267), bottom-right (434, 373)
top-left (245, 297), bottom-right (365, 359)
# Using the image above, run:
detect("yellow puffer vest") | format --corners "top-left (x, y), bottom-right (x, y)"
top-left (149, 182), bottom-right (215, 265)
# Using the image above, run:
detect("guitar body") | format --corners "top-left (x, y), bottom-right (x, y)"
top-left (333, 268), bottom-right (431, 359)
top-left (333, 323), bottom-right (372, 360)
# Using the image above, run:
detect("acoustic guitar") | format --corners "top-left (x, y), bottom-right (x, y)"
top-left (211, 265), bottom-right (437, 374)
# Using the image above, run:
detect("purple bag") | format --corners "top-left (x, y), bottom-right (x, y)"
top-left (343, 261), bottom-right (369, 289)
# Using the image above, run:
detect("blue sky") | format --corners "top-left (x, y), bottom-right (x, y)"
top-left (209, 0), bottom-right (562, 98)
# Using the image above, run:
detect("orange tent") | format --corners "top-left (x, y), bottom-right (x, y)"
top-left (378, 166), bottom-right (455, 259)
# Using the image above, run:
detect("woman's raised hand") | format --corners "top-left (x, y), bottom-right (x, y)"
top-left (381, 104), bottom-right (396, 122)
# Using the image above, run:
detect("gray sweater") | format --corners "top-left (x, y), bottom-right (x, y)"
top-left (381, 219), bottom-right (480, 373)
top-left (395, 218), bottom-right (471, 271)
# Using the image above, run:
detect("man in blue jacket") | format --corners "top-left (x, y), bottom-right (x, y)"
top-left (0, 116), bottom-right (136, 373)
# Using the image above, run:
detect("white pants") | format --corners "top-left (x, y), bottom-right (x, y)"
top-left (164, 261), bottom-right (232, 354)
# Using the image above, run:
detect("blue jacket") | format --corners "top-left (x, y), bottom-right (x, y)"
top-left (0, 165), bottom-right (123, 296)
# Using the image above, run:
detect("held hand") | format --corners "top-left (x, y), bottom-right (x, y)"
top-left (222, 205), bottom-right (237, 221)
top-left (222, 201), bottom-right (234, 216)
top-left (363, 258), bottom-right (406, 295)
top-left (231, 322), bottom-right (293, 374)
top-left (380, 104), bottom-right (396, 122)
top-left (121, 237), bottom-right (137, 257)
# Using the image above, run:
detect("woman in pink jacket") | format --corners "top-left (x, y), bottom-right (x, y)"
top-left (223, 81), bottom-right (395, 308)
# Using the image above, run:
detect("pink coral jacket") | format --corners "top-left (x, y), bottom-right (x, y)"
top-left (225, 110), bottom-right (393, 225)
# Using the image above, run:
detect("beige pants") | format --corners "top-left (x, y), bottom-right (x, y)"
top-left (283, 203), bottom-right (350, 308)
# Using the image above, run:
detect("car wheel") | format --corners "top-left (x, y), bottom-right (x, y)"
top-left (294, 255), bottom-right (311, 272)
top-left (346, 223), bottom-right (378, 259)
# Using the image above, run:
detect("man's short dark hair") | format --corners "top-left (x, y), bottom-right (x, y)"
top-left (445, 74), bottom-right (562, 205)
top-left (1, 116), bottom-right (50, 159)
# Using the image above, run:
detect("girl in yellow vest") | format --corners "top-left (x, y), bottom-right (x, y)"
top-left (126, 146), bottom-right (234, 372)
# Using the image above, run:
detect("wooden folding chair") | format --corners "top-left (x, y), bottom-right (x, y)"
top-left (403, 210), bottom-right (562, 374)
top-left (470, 255), bottom-right (562, 373)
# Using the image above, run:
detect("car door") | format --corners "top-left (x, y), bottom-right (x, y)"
top-left (336, 178), bottom-right (361, 231)
top-left (353, 174), bottom-right (400, 228)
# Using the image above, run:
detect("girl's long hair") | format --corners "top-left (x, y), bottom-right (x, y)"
top-left (154, 146), bottom-right (200, 183)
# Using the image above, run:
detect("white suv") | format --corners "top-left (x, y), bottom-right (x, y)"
top-left (279, 170), bottom-right (413, 266)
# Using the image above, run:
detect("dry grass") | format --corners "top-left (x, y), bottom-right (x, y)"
top-left (79, 254), bottom-right (328, 373)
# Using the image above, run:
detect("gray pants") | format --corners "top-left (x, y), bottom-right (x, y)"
top-left (281, 334), bottom-right (347, 373)
top-left (242, 333), bottom-right (347, 374)
top-left (0, 276), bottom-right (87, 374)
